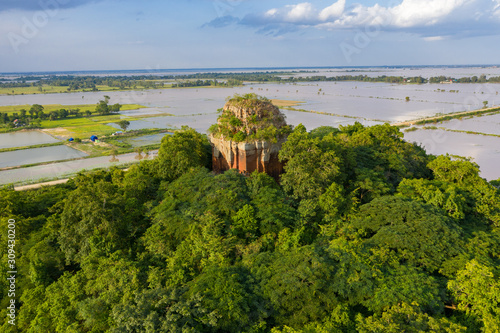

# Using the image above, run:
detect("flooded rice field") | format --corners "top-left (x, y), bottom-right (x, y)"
top-left (114, 133), bottom-right (172, 147)
top-left (2, 81), bottom-right (499, 124)
top-left (0, 130), bottom-right (60, 149)
top-left (0, 145), bottom-right (88, 169)
top-left (431, 113), bottom-right (500, 136)
top-left (298, 66), bottom-right (500, 79)
top-left (0, 151), bottom-right (157, 185)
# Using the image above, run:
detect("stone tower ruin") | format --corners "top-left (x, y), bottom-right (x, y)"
top-left (209, 94), bottom-right (291, 180)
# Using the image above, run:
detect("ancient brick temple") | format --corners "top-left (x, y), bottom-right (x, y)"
top-left (209, 96), bottom-right (290, 180)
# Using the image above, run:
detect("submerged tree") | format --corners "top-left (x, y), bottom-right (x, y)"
top-left (116, 120), bottom-right (130, 132)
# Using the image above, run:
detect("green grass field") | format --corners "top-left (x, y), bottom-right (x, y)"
top-left (0, 103), bottom-right (146, 116)
top-left (0, 84), bottom-right (135, 96)
top-left (40, 114), bottom-right (136, 139)
top-left (0, 81), bottom-right (235, 96)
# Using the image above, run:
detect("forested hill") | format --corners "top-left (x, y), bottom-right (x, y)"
top-left (1, 123), bottom-right (499, 332)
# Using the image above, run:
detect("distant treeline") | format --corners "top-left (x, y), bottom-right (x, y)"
top-left (170, 79), bottom-right (242, 88)
top-left (2, 72), bottom-right (500, 90)
top-left (429, 74), bottom-right (500, 83)
top-left (0, 76), bottom-right (162, 90)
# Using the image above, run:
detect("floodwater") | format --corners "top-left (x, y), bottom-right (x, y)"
top-left (281, 109), bottom-right (384, 130)
top-left (0, 130), bottom-right (60, 149)
top-left (0, 145), bottom-right (88, 168)
top-left (112, 113), bottom-right (220, 133)
top-left (432, 113), bottom-right (500, 136)
top-left (404, 129), bottom-right (500, 181)
top-left (2, 81), bottom-right (499, 124)
top-left (0, 150), bottom-right (157, 185)
top-left (1, 67), bottom-right (500, 181)
top-left (297, 66), bottom-right (500, 79)
top-left (115, 133), bottom-right (172, 147)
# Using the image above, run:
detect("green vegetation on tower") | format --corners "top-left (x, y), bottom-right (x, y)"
top-left (209, 93), bottom-right (293, 143)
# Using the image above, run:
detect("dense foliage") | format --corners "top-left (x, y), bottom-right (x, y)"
top-left (1, 123), bottom-right (499, 332)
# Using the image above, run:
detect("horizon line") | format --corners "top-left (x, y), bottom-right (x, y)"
top-left (2, 64), bottom-right (499, 76)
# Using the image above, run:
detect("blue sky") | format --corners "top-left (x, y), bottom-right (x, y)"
top-left (1, 0), bottom-right (500, 72)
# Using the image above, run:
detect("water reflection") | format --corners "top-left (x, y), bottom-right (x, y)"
top-left (433, 113), bottom-right (500, 136)
top-left (115, 133), bottom-right (172, 147)
top-left (0, 131), bottom-right (60, 149)
top-left (404, 129), bottom-right (500, 181)
top-left (0, 150), bottom-right (157, 185)
top-left (0, 145), bottom-right (88, 168)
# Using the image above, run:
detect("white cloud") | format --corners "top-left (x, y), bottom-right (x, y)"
top-left (236, 0), bottom-right (500, 39)
top-left (493, 0), bottom-right (500, 18)
top-left (266, 8), bottom-right (278, 16)
top-left (286, 3), bottom-right (315, 22)
top-left (319, 0), bottom-right (346, 21)
top-left (390, 0), bottom-right (470, 27)
top-left (423, 35), bottom-right (447, 41)
top-left (262, 0), bottom-right (345, 24)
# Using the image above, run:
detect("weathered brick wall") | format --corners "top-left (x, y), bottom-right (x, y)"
top-left (211, 136), bottom-right (285, 180)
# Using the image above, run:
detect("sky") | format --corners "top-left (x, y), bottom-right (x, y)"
top-left (1, 0), bottom-right (500, 72)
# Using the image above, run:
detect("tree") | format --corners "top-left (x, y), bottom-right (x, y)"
top-left (56, 173), bottom-right (145, 264)
top-left (110, 103), bottom-right (122, 112)
top-left (116, 120), bottom-right (130, 132)
top-left (345, 196), bottom-right (463, 273)
top-left (448, 260), bottom-right (500, 333)
top-left (278, 124), bottom-right (346, 201)
top-left (95, 96), bottom-right (111, 115)
top-left (428, 155), bottom-right (500, 227)
top-left (109, 149), bottom-right (119, 162)
top-left (356, 302), bottom-right (467, 333)
top-left (30, 104), bottom-right (44, 115)
top-left (256, 246), bottom-right (337, 327)
top-left (154, 127), bottom-right (211, 181)
top-left (134, 147), bottom-right (143, 160)
top-left (57, 109), bottom-right (69, 119)
top-left (186, 265), bottom-right (261, 331)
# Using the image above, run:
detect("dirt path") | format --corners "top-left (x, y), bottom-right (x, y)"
top-left (14, 179), bottom-right (69, 191)
top-left (393, 105), bottom-right (500, 127)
